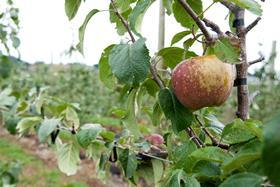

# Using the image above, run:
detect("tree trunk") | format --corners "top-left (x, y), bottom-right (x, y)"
top-left (234, 8), bottom-right (249, 120)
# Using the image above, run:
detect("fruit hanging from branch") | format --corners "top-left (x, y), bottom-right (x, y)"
top-left (171, 55), bottom-right (235, 110)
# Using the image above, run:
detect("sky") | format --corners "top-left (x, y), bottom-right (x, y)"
top-left (14, 0), bottom-right (280, 71)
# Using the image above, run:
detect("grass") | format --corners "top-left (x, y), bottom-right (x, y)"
top-left (0, 138), bottom-right (89, 187)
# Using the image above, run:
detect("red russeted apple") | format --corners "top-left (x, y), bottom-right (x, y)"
top-left (171, 55), bottom-right (235, 110)
top-left (145, 133), bottom-right (164, 146)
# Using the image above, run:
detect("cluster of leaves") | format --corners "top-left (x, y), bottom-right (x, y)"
top-left (0, 0), bottom-right (20, 54)
top-left (1, 62), bottom-right (122, 123)
top-left (0, 160), bottom-right (21, 186)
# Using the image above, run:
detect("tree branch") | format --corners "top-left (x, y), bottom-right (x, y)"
top-left (110, 0), bottom-right (135, 43)
top-left (249, 55), bottom-right (265, 66)
top-left (186, 127), bottom-right (205, 148)
top-left (194, 115), bottom-right (229, 150)
top-left (246, 17), bottom-right (261, 33)
top-left (203, 18), bottom-right (224, 37)
top-left (219, 0), bottom-right (237, 12)
top-left (177, 0), bottom-right (213, 43)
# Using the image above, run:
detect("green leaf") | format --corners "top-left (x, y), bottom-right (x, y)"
top-left (221, 119), bottom-right (255, 144)
top-left (76, 9), bottom-right (99, 54)
top-left (128, 0), bottom-right (154, 37)
top-left (171, 30), bottom-right (192, 46)
top-left (173, 140), bottom-right (197, 172)
top-left (262, 113), bottom-right (280, 186)
top-left (109, 38), bottom-right (150, 85)
top-left (142, 78), bottom-right (160, 97)
top-left (152, 102), bottom-right (162, 126)
top-left (158, 88), bottom-right (193, 133)
top-left (0, 88), bottom-right (16, 107)
top-left (213, 38), bottom-right (239, 64)
top-left (64, 107), bottom-right (79, 129)
top-left (56, 143), bottom-right (80, 176)
top-left (11, 35), bottom-right (20, 48)
top-left (158, 47), bottom-right (184, 69)
top-left (99, 130), bottom-right (115, 142)
top-left (119, 149), bottom-right (138, 178)
top-left (190, 147), bottom-right (231, 163)
top-left (203, 114), bottom-right (224, 134)
top-left (219, 173), bottom-right (262, 187)
top-left (16, 117), bottom-right (42, 135)
top-left (115, 0), bottom-right (132, 13)
top-left (193, 160), bottom-right (221, 178)
top-left (183, 38), bottom-right (196, 51)
top-left (152, 159), bottom-right (164, 184)
top-left (122, 88), bottom-right (141, 137)
top-left (64, 0), bottom-right (81, 20)
top-left (222, 140), bottom-right (261, 174)
top-left (172, 0), bottom-right (203, 29)
top-left (163, 0), bottom-right (173, 15)
top-left (38, 118), bottom-right (60, 143)
top-left (98, 153), bottom-right (109, 171)
top-left (99, 45), bottom-right (116, 89)
top-left (77, 123), bottom-right (103, 148)
top-left (244, 119), bottom-right (262, 139)
top-left (228, 12), bottom-right (235, 33)
top-left (110, 6), bottom-right (132, 35)
top-left (167, 169), bottom-right (200, 187)
top-left (230, 0), bottom-right (262, 16)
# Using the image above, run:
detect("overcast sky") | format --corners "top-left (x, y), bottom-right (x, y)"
top-left (14, 0), bottom-right (279, 71)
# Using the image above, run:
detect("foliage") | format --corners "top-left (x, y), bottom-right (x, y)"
top-left (0, 160), bottom-right (21, 186)
top-left (0, 0), bottom-right (20, 54)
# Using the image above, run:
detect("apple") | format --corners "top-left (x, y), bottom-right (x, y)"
top-left (145, 133), bottom-right (164, 146)
top-left (171, 55), bottom-right (235, 110)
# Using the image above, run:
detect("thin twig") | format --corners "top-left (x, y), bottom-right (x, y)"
top-left (191, 25), bottom-right (204, 43)
top-left (203, 18), bottom-right (224, 37)
top-left (139, 152), bottom-right (172, 163)
top-left (110, 0), bottom-right (135, 43)
top-left (246, 17), bottom-right (261, 33)
top-left (186, 127), bottom-right (204, 148)
top-left (150, 60), bottom-right (165, 89)
top-left (249, 90), bottom-right (260, 105)
top-left (177, 0), bottom-right (213, 43)
top-left (197, 1), bottom-right (215, 17)
top-left (249, 55), bottom-right (265, 66)
top-left (194, 115), bottom-right (229, 150)
top-left (219, 0), bottom-right (237, 12)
